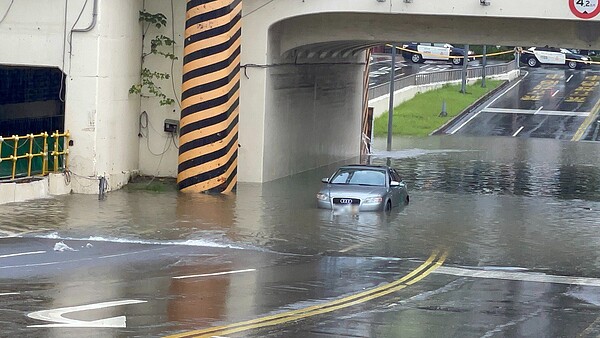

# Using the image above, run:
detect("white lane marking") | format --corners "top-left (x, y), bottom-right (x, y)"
top-left (0, 247), bottom-right (168, 270)
top-left (174, 268), bottom-right (256, 280)
top-left (552, 90), bottom-right (559, 97)
top-left (481, 108), bottom-right (590, 117)
top-left (434, 266), bottom-right (600, 287)
top-left (566, 74), bottom-right (574, 82)
top-left (534, 106), bottom-right (543, 115)
top-left (450, 111), bottom-right (481, 134)
top-left (0, 292), bottom-right (20, 296)
top-left (27, 299), bottom-right (147, 328)
top-left (0, 251), bottom-right (46, 259)
top-left (484, 71), bottom-right (529, 110)
top-left (512, 126), bottom-right (524, 137)
top-left (452, 72), bottom-right (530, 135)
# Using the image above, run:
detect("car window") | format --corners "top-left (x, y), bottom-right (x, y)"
top-left (348, 170), bottom-right (386, 186)
top-left (390, 169), bottom-right (402, 182)
top-left (330, 168), bottom-right (386, 186)
top-left (330, 170), bottom-right (350, 184)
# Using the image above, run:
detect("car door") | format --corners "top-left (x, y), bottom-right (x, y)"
top-left (417, 43), bottom-right (449, 61)
top-left (533, 47), bottom-right (565, 65)
top-left (388, 169), bottom-right (403, 206)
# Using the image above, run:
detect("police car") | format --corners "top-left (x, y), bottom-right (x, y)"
top-left (401, 42), bottom-right (474, 65)
top-left (520, 46), bottom-right (590, 69)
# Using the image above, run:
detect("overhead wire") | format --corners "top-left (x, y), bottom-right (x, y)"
top-left (0, 0), bottom-right (14, 24)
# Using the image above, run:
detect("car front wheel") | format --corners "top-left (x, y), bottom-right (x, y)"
top-left (411, 53), bottom-right (423, 63)
top-left (567, 60), bottom-right (578, 69)
top-left (527, 57), bottom-right (539, 67)
top-left (451, 57), bottom-right (463, 66)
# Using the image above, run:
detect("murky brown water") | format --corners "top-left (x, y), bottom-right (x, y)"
top-left (1, 135), bottom-right (600, 277)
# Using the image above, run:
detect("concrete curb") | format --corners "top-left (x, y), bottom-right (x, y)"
top-left (430, 74), bottom-right (518, 135)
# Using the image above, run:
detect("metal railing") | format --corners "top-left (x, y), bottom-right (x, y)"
top-left (0, 130), bottom-right (70, 180)
top-left (368, 60), bottom-right (517, 100)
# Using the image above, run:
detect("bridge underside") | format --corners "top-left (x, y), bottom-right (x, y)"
top-left (186, 10), bottom-right (600, 188)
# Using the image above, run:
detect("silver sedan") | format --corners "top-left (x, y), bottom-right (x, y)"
top-left (316, 165), bottom-right (410, 212)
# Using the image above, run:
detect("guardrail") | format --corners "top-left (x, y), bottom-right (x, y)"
top-left (0, 130), bottom-right (70, 181)
top-left (368, 60), bottom-right (517, 100)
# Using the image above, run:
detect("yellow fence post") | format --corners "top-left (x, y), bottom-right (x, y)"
top-left (64, 130), bottom-right (70, 170)
top-left (27, 134), bottom-right (34, 177)
top-left (52, 130), bottom-right (59, 173)
top-left (42, 132), bottom-right (48, 176)
top-left (11, 135), bottom-right (18, 179)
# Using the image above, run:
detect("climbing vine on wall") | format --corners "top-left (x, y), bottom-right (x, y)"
top-left (129, 11), bottom-right (177, 106)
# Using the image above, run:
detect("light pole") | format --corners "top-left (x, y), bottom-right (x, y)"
top-left (481, 45), bottom-right (487, 88)
top-left (387, 44), bottom-right (396, 151)
top-left (460, 44), bottom-right (469, 93)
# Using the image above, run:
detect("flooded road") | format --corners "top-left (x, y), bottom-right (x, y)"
top-left (1, 135), bottom-right (600, 337)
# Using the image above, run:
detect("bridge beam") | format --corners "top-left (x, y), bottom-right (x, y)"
top-left (177, 0), bottom-right (241, 193)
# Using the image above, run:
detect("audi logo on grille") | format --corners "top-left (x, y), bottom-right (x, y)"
top-left (339, 199), bottom-right (353, 204)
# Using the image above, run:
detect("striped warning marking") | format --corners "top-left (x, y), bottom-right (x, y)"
top-left (177, 0), bottom-right (241, 193)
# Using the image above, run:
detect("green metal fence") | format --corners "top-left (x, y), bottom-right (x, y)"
top-left (0, 131), bottom-right (69, 180)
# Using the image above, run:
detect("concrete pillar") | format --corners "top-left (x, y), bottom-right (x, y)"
top-left (177, 0), bottom-right (241, 193)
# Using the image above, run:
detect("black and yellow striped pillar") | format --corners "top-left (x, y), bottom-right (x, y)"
top-left (177, 0), bottom-right (241, 193)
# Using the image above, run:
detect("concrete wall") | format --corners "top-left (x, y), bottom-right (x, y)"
top-left (137, 0), bottom-right (184, 178)
top-left (263, 59), bottom-right (365, 181)
top-left (0, 0), bottom-right (144, 193)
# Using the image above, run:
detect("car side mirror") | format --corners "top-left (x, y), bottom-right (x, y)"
top-left (321, 178), bottom-right (330, 183)
top-left (391, 181), bottom-right (405, 188)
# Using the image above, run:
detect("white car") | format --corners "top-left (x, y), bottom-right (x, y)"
top-left (401, 42), bottom-right (474, 65)
top-left (520, 47), bottom-right (590, 69)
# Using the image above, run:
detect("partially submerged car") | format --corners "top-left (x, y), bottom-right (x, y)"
top-left (520, 46), bottom-right (590, 69)
top-left (316, 165), bottom-right (409, 212)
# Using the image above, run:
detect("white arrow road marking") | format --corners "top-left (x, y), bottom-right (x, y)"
top-left (174, 268), bottom-right (256, 280)
top-left (27, 299), bottom-right (146, 328)
top-left (0, 251), bottom-right (46, 259)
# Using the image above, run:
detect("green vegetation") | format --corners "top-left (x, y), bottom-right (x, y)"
top-left (125, 176), bottom-right (178, 192)
top-left (373, 79), bottom-right (503, 136)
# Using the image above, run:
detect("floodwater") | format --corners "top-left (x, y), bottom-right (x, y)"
top-left (2, 135), bottom-right (599, 277)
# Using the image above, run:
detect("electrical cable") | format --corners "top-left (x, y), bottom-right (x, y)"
top-left (0, 0), bottom-right (14, 24)
top-left (170, 0), bottom-right (181, 108)
top-left (242, 0), bottom-right (276, 18)
top-left (67, 0), bottom-right (90, 70)
top-left (58, 0), bottom-right (68, 103)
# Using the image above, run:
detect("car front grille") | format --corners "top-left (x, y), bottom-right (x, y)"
top-left (332, 198), bottom-right (361, 205)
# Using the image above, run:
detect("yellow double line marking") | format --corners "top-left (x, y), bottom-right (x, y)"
top-left (167, 250), bottom-right (448, 338)
top-left (572, 98), bottom-right (600, 141)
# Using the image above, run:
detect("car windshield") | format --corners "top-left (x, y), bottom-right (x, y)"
top-left (330, 168), bottom-right (386, 186)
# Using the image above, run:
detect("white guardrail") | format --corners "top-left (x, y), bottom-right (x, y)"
top-left (368, 60), bottom-right (518, 100)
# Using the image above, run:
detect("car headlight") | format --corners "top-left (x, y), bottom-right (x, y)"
top-left (468, 50), bottom-right (474, 55)
top-left (363, 196), bottom-right (383, 204)
top-left (316, 193), bottom-right (329, 201)
top-left (582, 57), bottom-right (590, 61)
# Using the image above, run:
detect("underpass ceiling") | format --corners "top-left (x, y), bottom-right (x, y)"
top-left (271, 13), bottom-right (600, 58)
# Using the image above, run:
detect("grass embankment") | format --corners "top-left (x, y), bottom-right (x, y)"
top-left (373, 79), bottom-right (502, 136)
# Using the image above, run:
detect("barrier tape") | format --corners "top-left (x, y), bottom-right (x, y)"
top-left (385, 44), bottom-right (515, 60)
top-left (385, 44), bottom-right (599, 65)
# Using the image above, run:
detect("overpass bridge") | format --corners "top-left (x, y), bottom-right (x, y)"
top-left (1, 0), bottom-right (600, 194)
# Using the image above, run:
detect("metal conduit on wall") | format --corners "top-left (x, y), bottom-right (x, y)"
top-left (177, 0), bottom-right (241, 193)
